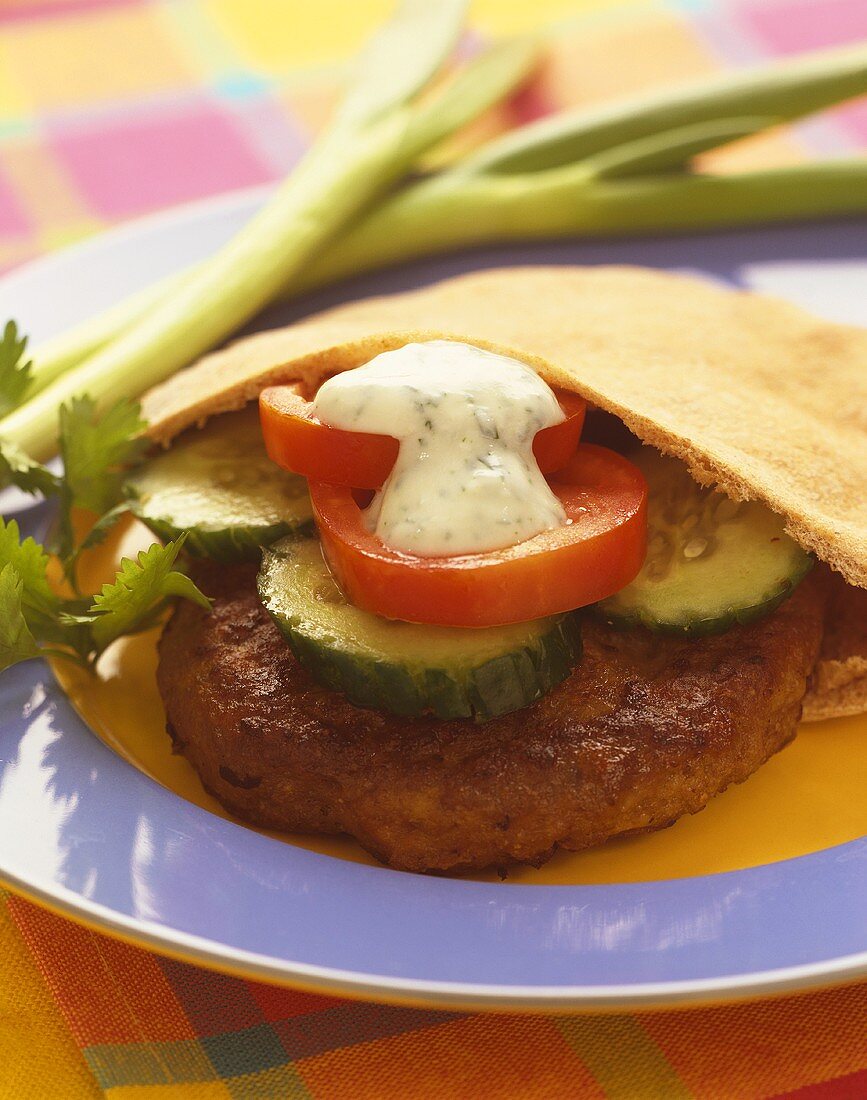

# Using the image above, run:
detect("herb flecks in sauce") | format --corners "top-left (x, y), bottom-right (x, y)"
top-left (313, 340), bottom-right (566, 556)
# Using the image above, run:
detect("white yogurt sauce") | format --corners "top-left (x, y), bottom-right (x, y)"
top-left (312, 340), bottom-right (567, 556)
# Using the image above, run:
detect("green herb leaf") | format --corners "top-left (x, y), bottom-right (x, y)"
top-left (71, 500), bottom-right (132, 560)
top-left (62, 498), bottom-right (133, 589)
top-left (0, 516), bottom-right (86, 652)
top-left (54, 395), bottom-right (147, 562)
top-left (86, 537), bottom-right (210, 652)
top-left (59, 395), bottom-right (148, 515)
top-left (0, 516), bottom-right (58, 617)
top-left (0, 350), bottom-right (210, 674)
top-left (0, 321), bottom-right (33, 418)
top-left (0, 565), bottom-right (40, 672)
top-left (0, 439), bottom-right (61, 497)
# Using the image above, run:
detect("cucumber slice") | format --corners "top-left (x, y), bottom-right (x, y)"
top-left (127, 407), bottom-right (313, 563)
top-left (599, 449), bottom-right (813, 636)
top-left (258, 535), bottom-right (582, 722)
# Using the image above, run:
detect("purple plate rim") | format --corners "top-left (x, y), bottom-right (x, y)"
top-left (0, 189), bottom-right (865, 1009)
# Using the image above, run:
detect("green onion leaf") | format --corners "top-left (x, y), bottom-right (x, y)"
top-left (404, 35), bottom-right (540, 164)
top-left (585, 116), bottom-right (778, 180)
top-left (334, 0), bottom-right (466, 131)
top-left (0, 2), bottom-right (474, 461)
top-left (462, 41), bottom-right (867, 176)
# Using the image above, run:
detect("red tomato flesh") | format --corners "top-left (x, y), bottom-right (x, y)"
top-left (534, 390), bottom-right (586, 473)
top-left (260, 385), bottom-right (586, 490)
top-left (260, 386), bottom-right (398, 490)
top-left (308, 444), bottom-right (647, 628)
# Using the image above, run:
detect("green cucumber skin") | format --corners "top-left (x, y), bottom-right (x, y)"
top-left (275, 616), bottom-right (582, 722)
top-left (597, 449), bottom-right (815, 638)
top-left (125, 405), bottom-right (313, 563)
top-left (599, 559), bottom-right (814, 638)
top-left (129, 505), bottom-right (313, 564)
top-left (257, 539), bottom-right (582, 722)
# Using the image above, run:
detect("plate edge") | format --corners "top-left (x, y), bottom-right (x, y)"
top-left (3, 866), bottom-right (865, 1013)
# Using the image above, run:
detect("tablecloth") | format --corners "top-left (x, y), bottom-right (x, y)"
top-left (1, 0), bottom-right (866, 1096)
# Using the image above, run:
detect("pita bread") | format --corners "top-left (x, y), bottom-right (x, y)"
top-left (802, 571), bottom-right (867, 721)
top-left (141, 265), bottom-right (867, 718)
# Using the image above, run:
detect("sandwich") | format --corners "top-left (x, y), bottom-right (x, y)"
top-left (126, 265), bottom-right (866, 874)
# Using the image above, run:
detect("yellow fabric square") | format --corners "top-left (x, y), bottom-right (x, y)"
top-left (162, 0), bottom-right (241, 81)
top-left (0, 62), bottom-right (27, 123)
top-left (108, 1083), bottom-right (233, 1099)
top-left (37, 221), bottom-right (105, 253)
top-left (472, 0), bottom-right (651, 35)
top-left (204, 0), bottom-right (646, 73)
top-left (0, 895), bottom-right (100, 1099)
top-left (0, 6), bottom-right (195, 112)
top-left (204, 0), bottom-right (394, 73)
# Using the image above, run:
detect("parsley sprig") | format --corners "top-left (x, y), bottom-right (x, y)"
top-left (0, 351), bottom-right (210, 673)
top-left (55, 395), bottom-right (149, 564)
top-left (0, 321), bottom-right (32, 419)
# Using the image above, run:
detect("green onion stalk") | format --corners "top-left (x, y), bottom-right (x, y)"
top-left (298, 158), bottom-right (867, 292)
top-left (3, 25), bottom-right (866, 460)
top-left (0, 2), bottom-right (539, 459)
top-left (14, 28), bottom-right (539, 408)
top-left (2, 120), bottom-right (414, 460)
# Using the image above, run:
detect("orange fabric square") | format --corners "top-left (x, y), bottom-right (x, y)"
top-left (8, 897), bottom-right (197, 1046)
top-left (298, 1013), bottom-right (605, 1099)
top-left (535, 9), bottom-right (718, 110)
top-left (0, 6), bottom-right (194, 112)
top-left (246, 979), bottom-right (346, 1023)
top-left (641, 982), bottom-right (867, 1099)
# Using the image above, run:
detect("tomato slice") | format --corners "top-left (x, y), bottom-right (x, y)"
top-left (533, 391), bottom-right (587, 474)
top-left (260, 385), bottom-right (586, 490)
top-left (308, 444), bottom-right (647, 627)
top-left (260, 386), bottom-right (398, 491)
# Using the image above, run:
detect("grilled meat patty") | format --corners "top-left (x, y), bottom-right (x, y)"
top-left (158, 563), bottom-right (826, 873)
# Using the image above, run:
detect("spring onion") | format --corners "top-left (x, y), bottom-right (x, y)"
top-left (2, 1), bottom-right (540, 459)
top-left (2, 21), bottom-right (866, 462)
top-left (13, 31), bottom-right (539, 414)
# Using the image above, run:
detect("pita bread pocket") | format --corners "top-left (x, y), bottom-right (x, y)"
top-left (142, 265), bottom-right (867, 718)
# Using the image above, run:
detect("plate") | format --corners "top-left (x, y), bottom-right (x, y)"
top-left (1, 189), bottom-right (866, 1010)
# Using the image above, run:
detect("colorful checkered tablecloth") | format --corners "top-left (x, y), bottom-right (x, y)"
top-left (1, 1), bottom-right (866, 1096)
top-left (2, 0), bottom-right (867, 274)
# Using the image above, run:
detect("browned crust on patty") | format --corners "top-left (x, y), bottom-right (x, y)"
top-left (158, 565), bottom-right (826, 874)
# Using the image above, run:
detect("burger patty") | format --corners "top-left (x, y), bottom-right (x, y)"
top-left (158, 563), bottom-right (826, 873)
